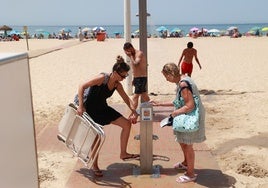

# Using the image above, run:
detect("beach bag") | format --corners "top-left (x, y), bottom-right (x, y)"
top-left (73, 73), bottom-right (109, 106)
top-left (172, 80), bottom-right (200, 132)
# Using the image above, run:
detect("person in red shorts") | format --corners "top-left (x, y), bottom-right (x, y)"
top-left (178, 42), bottom-right (202, 77)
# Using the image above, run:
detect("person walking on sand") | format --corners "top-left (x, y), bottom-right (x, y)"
top-left (77, 55), bottom-right (139, 177)
top-left (150, 63), bottom-right (206, 183)
top-left (123, 42), bottom-right (150, 110)
top-left (178, 42), bottom-right (202, 77)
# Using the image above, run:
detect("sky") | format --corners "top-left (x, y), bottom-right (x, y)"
top-left (1, 0), bottom-right (268, 26)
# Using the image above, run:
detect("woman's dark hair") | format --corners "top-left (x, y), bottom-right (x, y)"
top-left (112, 55), bottom-right (130, 73)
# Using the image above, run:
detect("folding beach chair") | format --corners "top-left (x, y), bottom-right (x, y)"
top-left (57, 103), bottom-right (105, 168)
top-left (57, 103), bottom-right (77, 142)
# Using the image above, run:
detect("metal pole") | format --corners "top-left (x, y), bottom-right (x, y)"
top-left (139, 0), bottom-right (147, 58)
top-left (138, 0), bottom-right (153, 175)
top-left (25, 31), bottom-right (29, 51)
top-left (124, 0), bottom-right (133, 95)
top-left (23, 26), bottom-right (29, 51)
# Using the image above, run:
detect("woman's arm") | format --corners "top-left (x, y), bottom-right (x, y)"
top-left (77, 74), bottom-right (105, 116)
top-left (116, 82), bottom-right (136, 113)
top-left (150, 100), bottom-right (173, 107)
top-left (116, 83), bottom-right (138, 123)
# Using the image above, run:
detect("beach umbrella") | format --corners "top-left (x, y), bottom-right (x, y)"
top-left (247, 30), bottom-right (256, 34)
top-left (208, 29), bottom-right (220, 33)
top-left (261, 27), bottom-right (268, 32)
top-left (35, 29), bottom-right (44, 32)
top-left (0, 25), bottom-right (12, 31)
top-left (60, 28), bottom-right (72, 33)
top-left (36, 29), bottom-right (50, 34)
top-left (35, 29), bottom-right (50, 38)
top-left (9, 30), bottom-right (21, 35)
top-left (41, 31), bottom-right (50, 35)
top-left (247, 26), bottom-right (261, 36)
top-left (170, 27), bottom-right (182, 33)
top-left (0, 25), bottom-right (12, 36)
top-left (113, 32), bottom-right (122, 37)
top-left (190, 27), bottom-right (199, 32)
top-left (227, 26), bottom-right (238, 31)
top-left (202, 28), bottom-right (208, 32)
top-left (156, 26), bottom-right (168, 32)
top-left (207, 29), bottom-right (221, 37)
top-left (82, 27), bottom-right (91, 32)
top-left (250, 26), bottom-right (261, 31)
top-left (92, 26), bottom-right (106, 32)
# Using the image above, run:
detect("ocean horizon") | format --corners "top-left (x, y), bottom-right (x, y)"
top-left (8, 23), bottom-right (268, 38)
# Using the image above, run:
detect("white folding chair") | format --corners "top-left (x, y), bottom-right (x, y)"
top-left (57, 103), bottom-right (105, 168)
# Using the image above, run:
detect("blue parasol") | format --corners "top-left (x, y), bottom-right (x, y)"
top-left (156, 26), bottom-right (168, 32)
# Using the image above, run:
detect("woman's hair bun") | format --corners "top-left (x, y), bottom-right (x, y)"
top-left (112, 55), bottom-right (130, 72)
top-left (116, 55), bottom-right (125, 63)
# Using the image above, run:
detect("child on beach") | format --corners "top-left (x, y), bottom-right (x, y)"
top-left (77, 55), bottom-right (139, 177)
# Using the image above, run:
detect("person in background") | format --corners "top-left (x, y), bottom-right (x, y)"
top-left (78, 27), bottom-right (83, 41)
top-left (178, 42), bottom-right (202, 77)
top-left (150, 63), bottom-right (206, 183)
top-left (123, 42), bottom-right (150, 110)
top-left (77, 55), bottom-right (139, 177)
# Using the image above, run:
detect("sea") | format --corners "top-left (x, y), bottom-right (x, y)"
top-left (9, 23), bottom-right (268, 38)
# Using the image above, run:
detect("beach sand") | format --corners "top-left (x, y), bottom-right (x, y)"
top-left (1, 36), bottom-right (268, 187)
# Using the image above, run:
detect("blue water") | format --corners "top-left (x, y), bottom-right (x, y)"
top-left (9, 23), bottom-right (268, 38)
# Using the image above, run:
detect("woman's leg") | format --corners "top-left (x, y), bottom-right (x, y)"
top-left (91, 138), bottom-right (103, 176)
top-left (181, 143), bottom-right (195, 177)
top-left (91, 137), bottom-right (101, 170)
top-left (111, 116), bottom-right (133, 158)
top-left (92, 155), bottom-right (100, 170)
top-left (179, 143), bottom-right (188, 166)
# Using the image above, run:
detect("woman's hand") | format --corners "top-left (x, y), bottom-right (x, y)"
top-left (77, 105), bottom-right (85, 116)
top-left (171, 111), bottom-right (177, 118)
top-left (149, 100), bottom-right (160, 106)
top-left (128, 110), bottom-right (138, 124)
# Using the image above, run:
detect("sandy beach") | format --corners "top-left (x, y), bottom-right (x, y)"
top-left (1, 36), bottom-right (268, 187)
